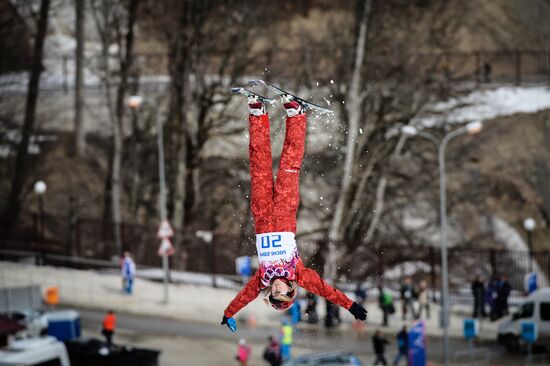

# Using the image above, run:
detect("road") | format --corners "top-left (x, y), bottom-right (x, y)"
top-left (75, 307), bottom-right (526, 366)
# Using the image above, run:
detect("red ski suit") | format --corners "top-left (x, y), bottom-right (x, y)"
top-left (224, 113), bottom-right (353, 318)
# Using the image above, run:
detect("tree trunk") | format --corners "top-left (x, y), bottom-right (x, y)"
top-left (74, 0), bottom-right (85, 156)
top-left (326, 0), bottom-right (372, 279)
top-left (3, 0), bottom-right (51, 233)
top-left (111, 0), bottom-right (138, 255)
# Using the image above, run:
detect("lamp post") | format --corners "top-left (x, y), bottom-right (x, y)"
top-left (34, 180), bottom-right (47, 265)
top-left (401, 121), bottom-right (483, 366)
top-left (523, 218), bottom-right (536, 272)
top-left (127, 95), bottom-right (170, 303)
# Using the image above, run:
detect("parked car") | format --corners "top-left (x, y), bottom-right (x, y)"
top-left (497, 288), bottom-right (550, 352)
top-left (0, 335), bottom-right (70, 366)
top-left (283, 351), bottom-right (362, 365)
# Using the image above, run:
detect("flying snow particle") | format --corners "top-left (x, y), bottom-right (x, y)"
top-left (359, 128), bottom-right (363, 135)
top-left (316, 81), bottom-right (319, 86)
top-left (330, 79), bottom-right (334, 84)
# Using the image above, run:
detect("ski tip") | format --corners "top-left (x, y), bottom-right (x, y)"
top-left (248, 79), bottom-right (264, 86)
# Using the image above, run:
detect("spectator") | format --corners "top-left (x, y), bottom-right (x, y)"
top-left (372, 329), bottom-right (390, 365)
top-left (393, 326), bottom-right (409, 366)
top-left (121, 251), bottom-right (136, 295)
top-left (416, 280), bottom-right (430, 320)
top-left (101, 310), bottom-right (116, 347)
top-left (353, 283), bottom-right (368, 338)
top-left (324, 299), bottom-right (338, 329)
top-left (483, 62), bottom-right (491, 83)
top-left (378, 286), bottom-right (394, 327)
top-left (280, 319), bottom-right (293, 362)
top-left (400, 277), bottom-right (416, 320)
top-left (236, 338), bottom-right (251, 366)
top-left (355, 283), bottom-right (367, 306)
top-left (487, 275), bottom-right (500, 320)
top-left (471, 275), bottom-right (486, 318)
top-left (263, 335), bottom-right (282, 366)
top-left (305, 292), bottom-right (318, 324)
top-left (497, 275), bottom-right (512, 317)
top-left (288, 300), bottom-right (301, 325)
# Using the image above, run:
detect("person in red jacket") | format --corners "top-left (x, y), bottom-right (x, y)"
top-left (221, 93), bottom-right (367, 333)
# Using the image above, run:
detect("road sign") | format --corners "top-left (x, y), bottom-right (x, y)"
top-left (525, 272), bottom-right (538, 294)
top-left (157, 238), bottom-right (175, 256)
top-left (157, 220), bottom-right (174, 239)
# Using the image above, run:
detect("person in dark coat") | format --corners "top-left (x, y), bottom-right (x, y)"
top-left (487, 275), bottom-right (500, 320)
top-left (393, 326), bottom-right (409, 366)
top-left (263, 335), bottom-right (282, 366)
top-left (400, 277), bottom-right (416, 320)
top-left (305, 292), bottom-right (318, 324)
top-left (372, 329), bottom-right (390, 365)
top-left (497, 275), bottom-right (512, 317)
top-left (471, 275), bottom-right (486, 318)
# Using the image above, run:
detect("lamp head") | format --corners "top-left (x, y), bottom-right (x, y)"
top-left (127, 95), bottom-right (143, 109)
top-left (401, 125), bottom-right (418, 136)
top-left (466, 121), bottom-right (483, 135)
top-left (34, 181), bottom-right (47, 195)
top-left (523, 218), bottom-right (536, 232)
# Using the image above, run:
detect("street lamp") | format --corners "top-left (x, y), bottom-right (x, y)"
top-left (34, 180), bottom-right (47, 265)
top-left (523, 218), bottom-right (536, 272)
top-left (127, 95), bottom-right (171, 303)
top-left (401, 121), bottom-right (483, 366)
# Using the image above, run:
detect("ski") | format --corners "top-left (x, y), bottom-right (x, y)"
top-left (231, 87), bottom-right (274, 104)
top-left (248, 79), bottom-right (333, 114)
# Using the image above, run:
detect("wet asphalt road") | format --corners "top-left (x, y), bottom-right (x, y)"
top-left (75, 307), bottom-right (529, 365)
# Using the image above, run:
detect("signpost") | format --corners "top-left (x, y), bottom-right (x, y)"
top-left (157, 219), bottom-right (174, 304)
top-left (408, 320), bottom-right (426, 366)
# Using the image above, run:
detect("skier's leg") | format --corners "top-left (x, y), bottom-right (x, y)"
top-left (249, 100), bottom-right (275, 234)
top-left (273, 101), bottom-right (306, 233)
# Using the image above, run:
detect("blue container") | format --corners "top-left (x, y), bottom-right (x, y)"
top-left (46, 310), bottom-right (81, 341)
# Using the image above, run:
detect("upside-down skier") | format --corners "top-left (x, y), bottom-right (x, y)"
top-left (221, 88), bottom-right (367, 332)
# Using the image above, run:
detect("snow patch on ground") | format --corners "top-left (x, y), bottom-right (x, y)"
top-left (414, 86), bottom-right (550, 127)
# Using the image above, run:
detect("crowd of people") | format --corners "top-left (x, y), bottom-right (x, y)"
top-left (471, 274), bottom-right (511, 321)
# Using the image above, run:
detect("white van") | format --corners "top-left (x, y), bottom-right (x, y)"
top-left (497, 288), bottom-right (550, 351)
top-left (0, 336), bottom-right (70, 366)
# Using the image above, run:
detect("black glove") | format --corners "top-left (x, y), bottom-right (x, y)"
top-left (349, 302), bottom-right (367, 321)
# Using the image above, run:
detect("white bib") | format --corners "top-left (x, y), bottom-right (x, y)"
top-left (255, 232), bottom-right (297, 264)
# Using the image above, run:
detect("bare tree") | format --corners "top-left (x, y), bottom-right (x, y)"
top-left (91, 0), bottom-right (139, 255)
top-left (2, 0), bottom-right (51, 234)
top-left (73, 0), bottom-right (85, 156)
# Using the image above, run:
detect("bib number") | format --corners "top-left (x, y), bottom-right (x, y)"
top-left (260, 234), bottom-right (282, 249)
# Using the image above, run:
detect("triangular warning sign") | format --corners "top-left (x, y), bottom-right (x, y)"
top-left (157, 238), bottom-right (175, 256)
top-left (157, 220), bottom-right (174, 239)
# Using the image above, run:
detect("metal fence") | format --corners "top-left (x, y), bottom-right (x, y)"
top-left (3, 211), bottom-right (548, 302)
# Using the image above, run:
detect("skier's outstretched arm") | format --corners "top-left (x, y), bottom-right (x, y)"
top-left (221, 271), bottom-right (262, 332)
top-left (296, 265), bottom-right (367, 321)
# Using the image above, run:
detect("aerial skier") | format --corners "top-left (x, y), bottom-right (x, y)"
top-left (221, 86), bottom-right (367, 332)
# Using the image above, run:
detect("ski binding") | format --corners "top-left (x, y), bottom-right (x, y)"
top-left (248, 79), bottom-right (333, 114)
top-left (231, 87), bottom-right (274, 104)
